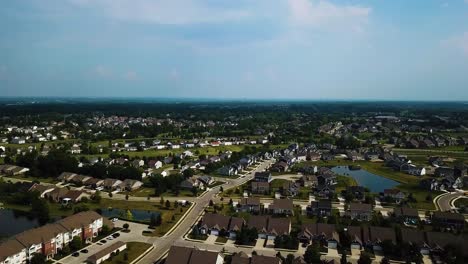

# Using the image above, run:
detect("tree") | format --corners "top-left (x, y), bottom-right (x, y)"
top-left (304, 244), bottom-right (321, 264)
top-left (123, 223), bottom-right (130, 230)
top-left (160, 196), bottom-right (164, 205)
top-left (285, 254), bottom-right (295, 264)
top-left (165, 199), bottom-right (171, 209)
top-left (357, 252), bottom-right (372, 264)
top-left (92, 190), bottom-right (102, 203)
top-left (150, 213), bottom-right (158, 227)
top-left (101, 225), bottom-right (111, 235)
top-left (209, 200), bottom-right (214, 207)
top-left (219, 186), bottom-right (224, 192)
top-left (171, 215), bottom-right (175, 221)
top-left (125, 194), bottom-right (129, 200)
top-left (30, 198), bottom-right (49, 225)
top-left (30, 253), bottom-right (46, 264)
top-left (108, 192), bottom-right (113, 198)
top-left (70, 236), bottom-right (82, 251)
top-left (340, 252), bottom-right (348, 264)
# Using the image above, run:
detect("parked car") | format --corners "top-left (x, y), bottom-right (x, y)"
top-left (112, 232), bottom-right (120, 238)
top-left (106, 236), bottom-right (114, 240)
top-left (80, 249), bottom-right (89, 253)
top-left (100, 239), bottom-right (107, 243)
top-left (111, 218), bottom-right (119, 222)
top-left (72, 252), bottom-right (80, 257)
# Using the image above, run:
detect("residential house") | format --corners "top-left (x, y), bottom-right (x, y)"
top-left (237, 197), bottom-right (262, 214)
top-left (228, 217), bottom-right (245, 239)
top-left (347, 203), bottom-right (373, 221)
top-left (254, 172), bottom-right (272, 183)
top-left (180, 177), bottom-right (201, 189)
top-left (251, 182), bottom-right (269, 195)
top-left (346, 226), bottom-right (365, 251)
top-left (314, 184), bottom-right (335, 198)
top-left (199, 213), bottom-right (230, 236)
top-left (345, 186), bottom-right (366, 201)
top-left (306, 200), bottom-right (332, 217)
top-left (393, 207), bottom-right (419, 225)
top-left (120, 179), bottom-right (143, 191)
top-left (148, 160), bottom-right (163, 169)
top-left (269, 199), bottom-right (294, 216)
top-left (299, 175), bottom-right (318, 188)
top-left (197, 175), bottom-right (214, 186)
top-left (368, 226), bottom-right (396, 252)
top-left (165, 246), bottom-right (224, 264)
top-left (218, 165), bottom-right (238, 176)
top-left (432, 212), bottom-right (465, 230)
top-left (383, 189), bottom-right (406, 203)
top-left (265, 218), bottom-right (291, 240)
top-left (298, 223), bottom-right (340, 249)
top-left (282, 181), bottom-right (300, 197)
top-left (102, 178), bottom-right (123, 191)
top-left (401, 229), bottom-right (429, 255)
top-left (0, 211), bottom-right (106, 262)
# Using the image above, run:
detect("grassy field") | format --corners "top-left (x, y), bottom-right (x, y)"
top-left (128, 187), bottom-right (196, 198)
top-left (335, 175), bottom-right (358, 193)
top-left (396, 184), bottom-right (442, 210)
top-left (104, 242), bottom-right (152, 264)
top-left (454, 198), bottom-right (468, 208)
top-left (2, 174), bottom-right (58, 184)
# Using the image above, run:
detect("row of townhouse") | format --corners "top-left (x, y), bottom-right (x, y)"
top-left (0, 165), bottom-right (29, 176)
top-left (165, 246), bottom-right (283, 264)
top-left (298, 224), bottom-right (468, 258)
top-left (0, 211), bottom-right (108, 264)
top-left (58, 172), bottom-right (143, 192)
top-left (199, 213), bottom-right (291, 241)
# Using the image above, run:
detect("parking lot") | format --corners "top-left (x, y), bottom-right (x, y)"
top-left (55, 220), bottom-right (155, 264)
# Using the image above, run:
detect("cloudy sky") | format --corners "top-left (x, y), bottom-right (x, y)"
top-left (1, 0), bottom-right (468, 100)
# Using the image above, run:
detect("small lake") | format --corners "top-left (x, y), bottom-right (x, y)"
top-left (0, 209), bottom-right (40, 239)
top-left (100, 208), bottom-right (160, 223)
top-left (331, 166), bottom-right (399, 193)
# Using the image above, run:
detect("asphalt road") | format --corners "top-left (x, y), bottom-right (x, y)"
top-left (436, 192), bottom-right (465, 211)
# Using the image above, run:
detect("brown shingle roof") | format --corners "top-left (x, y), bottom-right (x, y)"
top-left (231, 252), bottom-right (250, 264)
top-left (0, 239), bottom-right (26, 262)
top-left (239, 197), bottom-right (260, 206)
top-left (251, 255), bottom-right (281, 264)
top-left (56, 211), bottom-right (102, 231)
top-left (401, 229), bottom-right (426, 246)
top-left (247, 215), bottom-right (268, 232)
top-left (188, 249), bottom-right (221, 264)
top-left (15, 223), bottom-right (67, 246)
top-left (201, 213), bottom-right (230, 230)
top-left (165, 246), bottom-right (193, 264)
top-left (394, 207), bottom-right (418, 218)
top-left (267, 217), bottom-right (291, 236)
top-left (270, 199), bottom-right (294, 211)
top-left (369, 226), bottom-right (396, 243)
top-left (349, 202), bottom-right (372, 212)
top-left (229, 217), bottom-right (245, 231)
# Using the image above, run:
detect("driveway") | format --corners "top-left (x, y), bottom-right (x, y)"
top-left (206, 235), bottom-right (218, 245)
top-left (254, 238), bottom-right (265, 249)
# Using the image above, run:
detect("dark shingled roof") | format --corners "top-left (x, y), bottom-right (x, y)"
top-left (165, 246), bottom-right (193, 264)
top-left (251, 255), bottom-right (281, 264)
top-left (401, 229), bottom-right (426, 246)
top-left (394, 207), bottom-right (419, 218)
top-left (0, 239), bottom-right (26, 262)
top-left (201, 213), bottom-right (230, 230)
top-left (247, 215), bottom-right (268, 232)
top-left (369, 226), bottom-right (396, 244)
top-left (349, 202), bottom-right (372, 212)
top-left (269, 199), bottom-right (294, 211)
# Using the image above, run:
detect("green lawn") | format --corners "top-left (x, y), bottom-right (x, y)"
top-left (104, 242), bottom-right (152, 264)
top-left (397, 184), bottom-right (442, 210)
top-left (215, 236), bottom-right (228, 243)
top-left (335, 175), bottom-right (358, 193)
top-left (454, 198), bottom-right (468, 208)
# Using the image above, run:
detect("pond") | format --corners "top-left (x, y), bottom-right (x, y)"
top-left (0, 209), bottom-right (40, 239)
top-left (331, 166), bottom-right (399, 193)
top-left (100, 208), bottom-right (160, 223)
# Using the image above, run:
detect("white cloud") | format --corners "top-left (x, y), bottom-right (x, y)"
top-left (69, 0), bottom-right (250, 25)
top-left (444, 32), bottom-right (468, 56)
top-left (123, 71), bottom-right (138, 81)
top-left (93, 65), bottom-right (112, 77)
top-left (287, 0), bottom-right (371, 32)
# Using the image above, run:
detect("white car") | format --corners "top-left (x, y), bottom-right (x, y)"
top-left (111, 218), bottom-right (119, 222)
top-left (106, 236), bottom-right (114, 240)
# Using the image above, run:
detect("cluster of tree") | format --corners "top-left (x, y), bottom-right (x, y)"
top-left (234, 226), bottom-right (258, 246)
top-left (274, 234), bottom-right (299, 250)
top-left (80, 164), bottom-right (142, 181)
top-left (147, 173), bottom-right (185, 196)
top-left (16, 149), bottom-right (78, 178)
top-left (0, 180), bottom-right (50, 224)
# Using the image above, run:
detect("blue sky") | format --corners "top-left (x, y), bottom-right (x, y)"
top-left (1, 0), bottom-right (468, 100)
